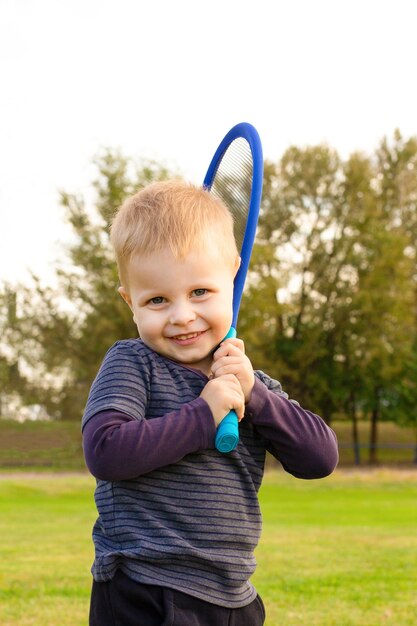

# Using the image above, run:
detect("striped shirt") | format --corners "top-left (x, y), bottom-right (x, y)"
top-left (82, 339), bottom-right (338, 608)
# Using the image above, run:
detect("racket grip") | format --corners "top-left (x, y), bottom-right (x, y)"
top-left (215, 410), bottom-right (239, 453)
top-left (214, 326), bottom-right (239, 453)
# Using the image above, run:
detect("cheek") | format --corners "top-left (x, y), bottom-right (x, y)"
top-left (206, 294), bottom-right (233, 325)
top-left (134, 311), bottom-right (161, 337)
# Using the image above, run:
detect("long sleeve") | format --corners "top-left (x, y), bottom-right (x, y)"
top-left (83, 398), bottom-right (216, 481)
top-left (245, 377), bottom-right (339, 479)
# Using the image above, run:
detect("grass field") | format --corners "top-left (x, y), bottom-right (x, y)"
top-left (0, 469), bottom-right (416, 625)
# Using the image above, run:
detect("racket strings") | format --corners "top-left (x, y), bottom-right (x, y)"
top-left (209, 137), bottom-right (253, 252)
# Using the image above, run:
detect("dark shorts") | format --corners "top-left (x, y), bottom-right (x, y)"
top-left (89, 569), bottom-right (266, 626)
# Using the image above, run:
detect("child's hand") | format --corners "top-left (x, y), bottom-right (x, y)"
top-left (200, 374), bottom-right (245, 427)
top-left (211, 338), bottom-right (255, 404)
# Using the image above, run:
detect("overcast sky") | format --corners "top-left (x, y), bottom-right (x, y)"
top-left (1, 0), bottom-right (416, 285)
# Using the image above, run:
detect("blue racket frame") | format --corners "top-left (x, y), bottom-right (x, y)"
top-left (203, 122), bottom-right (263, 453)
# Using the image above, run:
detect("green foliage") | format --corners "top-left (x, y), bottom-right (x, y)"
top-left (0, 150), bottom-right (175, 420)
top-left (1, 133), bottom-right (416, 459)
top-left (240, 131), bottom-right (417, 456)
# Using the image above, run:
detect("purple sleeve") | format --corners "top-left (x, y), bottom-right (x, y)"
top-left (83, 398), bottom-right (216, 481)
top-left (246, 377), bottom-right (339, 479)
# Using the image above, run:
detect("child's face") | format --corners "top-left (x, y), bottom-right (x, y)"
top-left (119, 246), bottom-right (238, 375)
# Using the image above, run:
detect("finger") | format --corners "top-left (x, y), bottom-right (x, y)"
top-left (213, 341), bottom-right (244, 361)
top-left (211, 357), bottom-right (245, 377)
top-left (221, 338), bottom-right (245, 353)
top-left (214, 372), bottom-right (239, 384)
top-left (215, 374), bottom-right (239, 392)
top-left (212, 354), bottom-right (243, 368)
top-left (212, 363), bottom-right (244, 380)
top-left (235, 399), bottom-right (245, 421)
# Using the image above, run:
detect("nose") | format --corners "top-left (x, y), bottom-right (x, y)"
top-left (169, 299), bottom-right (197, 326)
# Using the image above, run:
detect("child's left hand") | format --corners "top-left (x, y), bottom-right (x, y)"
top-left (211, 338), bottom-right (255, 407)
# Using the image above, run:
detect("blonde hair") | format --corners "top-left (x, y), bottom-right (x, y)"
top-left (110, 180), bottom-right (239, 286)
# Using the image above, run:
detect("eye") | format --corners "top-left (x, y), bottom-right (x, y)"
top-left (148, 296), bottom-right (165, 305)
top-left (192, 289), bottom-right (208, 297)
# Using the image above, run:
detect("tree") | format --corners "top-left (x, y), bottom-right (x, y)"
top-left (2, 132), bottom-right (416, 451)
top-left (370, 131), bottom-right (417, 460)
top-left (241, 144), bottom-right (352, 422)
top-left (1, 150), bottom-right (174, 420)
top-left (240, 133), bottom-right (417, 464)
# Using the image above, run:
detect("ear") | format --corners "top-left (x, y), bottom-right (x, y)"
top-left (118, 286), bottom-right (133, 310)
top-left (234, 255), bottom-right (242, 277)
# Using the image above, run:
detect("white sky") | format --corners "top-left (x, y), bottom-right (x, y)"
top-left (1, 0), bottom-right (416, 285)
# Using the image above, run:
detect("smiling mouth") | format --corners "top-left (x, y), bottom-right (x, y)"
top-left (170, 331), bottom-right (206, 343)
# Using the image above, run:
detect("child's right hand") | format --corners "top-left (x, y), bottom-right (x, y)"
top-left (200, 374), bottom-right (245, 427)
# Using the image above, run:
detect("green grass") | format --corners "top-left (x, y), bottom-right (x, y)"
top-left (254, 469), bottom-right (417, 625)
top-left (0, 474), bottom-right (95, 626)
top-left (1, 469), bottom-right (416, 625)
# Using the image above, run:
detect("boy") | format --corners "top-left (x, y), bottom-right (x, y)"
top-left (82, 180), bottom-right (339, 626)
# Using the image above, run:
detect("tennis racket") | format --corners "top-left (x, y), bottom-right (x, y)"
top-left (203, 122), bottom-right (263, 453)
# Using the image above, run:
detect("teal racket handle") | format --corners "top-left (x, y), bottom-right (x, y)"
top-left (214, 326), bottom-right (239, 453)
top-left (215, 410), bottom-right (239, 453)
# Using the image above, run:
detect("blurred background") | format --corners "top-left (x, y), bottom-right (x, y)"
top-left (1, 4), bottom-right (417, 626)
top-left (1, 0), bottom-right (416, 468)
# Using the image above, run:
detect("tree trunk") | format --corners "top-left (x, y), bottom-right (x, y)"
top-left (369, 391), bottom-right (380, 464)
top-left (322, 400), bottom-right (332, 427)
top-left (352, 411), bottom-right (361, 466)
top-left (414, 429), bottom-right (417, 465)
top-left (349, 390), bottom-right (361, 465)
